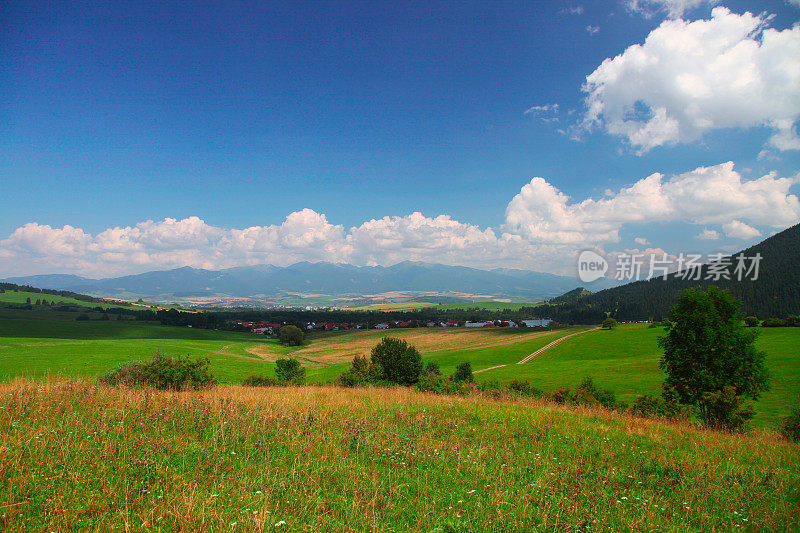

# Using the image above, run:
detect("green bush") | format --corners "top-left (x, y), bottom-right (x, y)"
top-left (336, 355), bottom-right (383, 387)
top-left (630, 394), bottom-right (683, 420)
top-left (423, 362), bottom-right (441, 377)
top-left (744, 316), bottom-right (760, 327)
top-left (275, 358), bottom-right (305, 384)
top-left (699, 387), bottom-right (754, 431)
top-left (576, 377), bottom-right (626, 410)
top-left (786, 315), bottom-right (800, 327)
top-left (780, 403), bottom-right (800, 442)
top-left (278, 325), bottom-right (305, 346)
top-left (507, 379), bottom-right (542, 398)
top-left (370, 337), bottom-right (422, 385)
top-left (761, 318), bottom-right (786, 327)
top-left (416, 375), bottom-right (469, 396)
top-left (548, 388), bottom-right (573, 405)
top-left (241, 375), bottom-right (279, 387)
top-left (451, 362), bottom-right (473, 383)
top-left (99, 353), bottom-right (216, 390)
top-left (601, 317), bottom-right (618, 329)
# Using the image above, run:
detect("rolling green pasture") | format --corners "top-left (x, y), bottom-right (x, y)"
top-left (0, 290), bottom-right (139, 310)
top-left (344, 301), bottom-right (539, 311)
top-left (1, 317), bottom-right (797, 427)
top-left (422, 327), bottom-right (592, 374)
top-left (476, 324), bottom-right (799, 427)
top-left (0, 319), bottom-right (286, 383)
top-left (435, 301), bottom-right (540, 311)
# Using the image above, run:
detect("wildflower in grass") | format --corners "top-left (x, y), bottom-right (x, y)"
top-left (275, 520), bottom-right (286, 526)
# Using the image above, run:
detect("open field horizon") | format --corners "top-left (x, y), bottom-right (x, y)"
top-left (0, 317), bottom-right (796, 428)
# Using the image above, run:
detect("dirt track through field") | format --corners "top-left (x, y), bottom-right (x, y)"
top-left (474, 327), bottom-right (601, 374)
top-left (515, 327), bottom-right (601, 364)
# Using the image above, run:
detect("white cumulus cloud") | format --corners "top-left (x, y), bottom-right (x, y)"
top-left (582, 7), bottom-right (800, 152)
top-left (503, 161), bottom-right (799, 244)
top-left (626, 0), bottom-right (717, 19)
top-left (1, 163), bottom-right (797, 278)
top-left (696, 228), bottom-right (721, 240)
top-left (723, 220), bottom-right (762, 239)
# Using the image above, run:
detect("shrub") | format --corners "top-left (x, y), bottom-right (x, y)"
top-left (780, 403), bottom-right (800, 442)
top-left (601, 317), bottom-right (618, 329)
top-left (451, 362), bottom-right (473, 383)
top-left (548, 388), bottom-right (572, 405)
top-left (241, 375), bottom-right (279, 387)
top-left (336, 355), bottom-right (383, 387)
top-left (423, 362), bottom-right (441, 377)
top-left (630, 394), bottom-right (683, 420)
top-left (576, 377), bottom-right (625, 410)
top-left (278, 325), bottom-right (305, 346)
top-left (786, 315), bottom-right (800, 327)
top-left (761, 318), bottom-right (786, 327)
top-left (744, 316), bottom-right (760, 327)
top-left (370, 337), bottom-right (422, 385)
top-left (275, 358), bottom-right (305, 384)
top-left (699, 387), bottom-right (754, 431)
top-left (99, 353), bottom-right (216, 390)
top-left (416, 375), bottom-right (469, 396)
top-left (507, 379), bottom-right (542, 398)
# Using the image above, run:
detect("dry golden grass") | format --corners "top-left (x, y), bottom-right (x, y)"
top-left (260, 327), bottom-right (572, 365)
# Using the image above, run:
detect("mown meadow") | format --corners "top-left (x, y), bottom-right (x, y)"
top-left (1, 380), bottom-right (797, 532)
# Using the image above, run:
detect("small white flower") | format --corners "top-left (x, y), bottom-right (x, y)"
top-left (275, 520), bottom-right (286, 527)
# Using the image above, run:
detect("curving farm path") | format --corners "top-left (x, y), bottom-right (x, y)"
top-left (473, 327), bottom-right (601, 374)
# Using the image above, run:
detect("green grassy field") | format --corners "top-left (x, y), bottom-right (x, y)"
top-left (1, 380), bottom-right (796, 532)
top-left (344, 301), bottom-right (540, 311)
top-left (1, 318), bottom-right (797, 427)
top-left (346, 301), bottom-right (440, 311)
top-left (434, 301), bottom-right (540, 311)
top-left (474, 324), bottom-right (800, 427)
top-left (0, 320), bottom-right (286, 383)
top-left (0, 290), bottom-right (140, 310)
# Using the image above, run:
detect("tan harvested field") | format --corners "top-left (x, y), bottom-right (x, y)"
top-left (246, 327), bottom-right (571, 365)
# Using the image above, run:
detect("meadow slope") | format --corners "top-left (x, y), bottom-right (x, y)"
top-left (0, 380), bottom-right (797, 532)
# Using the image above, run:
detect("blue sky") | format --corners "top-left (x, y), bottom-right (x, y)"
top-left (1, 0), bottom-right (799, 277)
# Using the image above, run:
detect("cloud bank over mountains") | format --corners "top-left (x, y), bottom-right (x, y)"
top-left (2, 162), bottom-right (797, 277)
top-left (3, 6), bottom-right (798, 279)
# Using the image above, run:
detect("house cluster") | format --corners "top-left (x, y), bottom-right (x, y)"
top-left (465, 319), bottom-right (553, 328)
top-left (305, 322), bottom-right (363, 331)
top-left (226, 320), bottom-right (285, 334)
top-left (227, 317), bottom-right (552, 334)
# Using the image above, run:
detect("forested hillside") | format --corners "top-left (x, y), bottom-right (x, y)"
top-left (538, 224), bottom-right (800, 323)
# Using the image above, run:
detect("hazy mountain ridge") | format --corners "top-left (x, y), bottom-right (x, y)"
top-left (2, 261), bottom-right (617, 302)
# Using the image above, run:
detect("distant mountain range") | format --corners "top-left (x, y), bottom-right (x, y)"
top-left (536, 223), bottom-right (800, 322)
top-left (2, 261), bottom-right (619, 304)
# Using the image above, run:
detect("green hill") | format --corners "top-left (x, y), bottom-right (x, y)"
top-left (538, 223), bottom-right (800, 322)
top-left (1, 380), bottom-right (796, 531)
